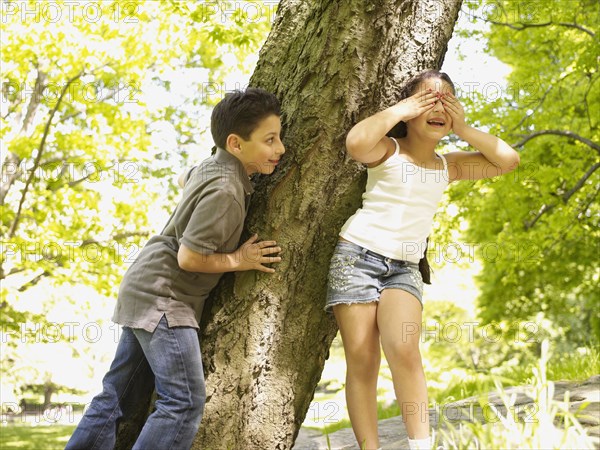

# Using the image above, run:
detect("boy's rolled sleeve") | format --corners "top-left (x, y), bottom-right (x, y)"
top-left (180, 190), bottom-right (243, 255)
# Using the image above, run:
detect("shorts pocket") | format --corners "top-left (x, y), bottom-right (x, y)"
top-left (407, 265), bottom-right (424, 294)
top-left (328, 252), bottom-right (360, 292)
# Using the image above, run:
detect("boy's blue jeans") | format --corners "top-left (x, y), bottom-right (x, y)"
top-left (65, 315), bottom-right (205, 450)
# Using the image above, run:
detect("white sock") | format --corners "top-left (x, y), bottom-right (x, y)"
top-left (408, 436), bottom-right (431, 450)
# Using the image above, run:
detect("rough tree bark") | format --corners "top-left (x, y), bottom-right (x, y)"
top-left (196, 1), bottom-right (461, 448)
top-left (115, 0), bottom-right (461, 448)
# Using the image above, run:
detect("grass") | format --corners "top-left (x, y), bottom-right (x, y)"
top-left (547, 344), bottom-right (599, 380)
top-left (309, 342), bottom-right (600, 441)
top-left (430, 372), bottom-right (509, 404)
top-left (430, 344), bottom-right (600, 406)
top-left (486, 344), bottom-right (600, 390)
top-left (0, 424), bottom-right (75, 449)
top-left (438, 341), bottom-right (597, 449)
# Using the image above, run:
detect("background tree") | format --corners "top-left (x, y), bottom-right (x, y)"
top-left (1, 0), bottom-right (270, 407)
top-left (441, 0), bottom-right (599, 348)
top-left (1, 0), bottom-right (268, 310)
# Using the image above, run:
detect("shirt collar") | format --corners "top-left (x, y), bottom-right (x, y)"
top-left (214, 147), bottom-right (254, 195)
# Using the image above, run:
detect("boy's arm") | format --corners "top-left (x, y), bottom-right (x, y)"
top-left (346, 90), bottom-right (438, 164)
top-left (442, 93), bottom-right (520, 181)
top-left (178, 234), bottom-right (281, 274)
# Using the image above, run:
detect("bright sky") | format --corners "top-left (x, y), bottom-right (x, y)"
top-left (442, 8), bottom-right (512, 96)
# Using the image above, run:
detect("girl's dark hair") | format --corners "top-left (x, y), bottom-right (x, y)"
top-left (211, 87), bottom-right (281, 149)
top-left (387, 70), bottom-right (455, 139)
top-left (386, 70), bottom-right (454, 285)
top-left (419, 238), bottom-right (432, 285)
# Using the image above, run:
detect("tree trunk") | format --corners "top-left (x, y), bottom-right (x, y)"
top-left (195, 1), bottom-right (461, 448)
top-left (43, 383), bottom-right (54, 410)
top-left (114, 1), bottom-right (461, 448)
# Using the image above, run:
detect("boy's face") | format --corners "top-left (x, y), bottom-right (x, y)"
top-left (228, 114), bottom-right (285, 175)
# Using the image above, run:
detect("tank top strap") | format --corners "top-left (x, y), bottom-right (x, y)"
top-left (389, 136), bottom-right (400, 154)
top-left (436, 152), bottom-right (448, 172)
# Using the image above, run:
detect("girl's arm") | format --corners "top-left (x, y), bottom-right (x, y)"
top-left (177, 167), bottom-right (196, 188)
top-left (346, 90), bottom-right (438, 164)
top-left (442, 93), bottom-right (520, 181)
top-left (177, 171), bottom-right (187, 188)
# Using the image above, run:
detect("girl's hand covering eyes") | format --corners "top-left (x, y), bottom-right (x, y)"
top-left (441, 93), bottom-right (468, 135)
top-left (394, 89), bottom-right (439, 122)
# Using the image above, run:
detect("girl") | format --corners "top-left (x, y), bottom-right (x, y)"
top-left (325, 70), bottom-right (520, 450)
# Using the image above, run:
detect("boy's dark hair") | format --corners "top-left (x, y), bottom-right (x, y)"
top-left (211, 87), bottom-right (281, 150)
top-left (387, 69), bottom-right (455, 140)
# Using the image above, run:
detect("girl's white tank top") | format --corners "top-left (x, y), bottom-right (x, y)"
top-left (340, 137), bottom-right (449, 263)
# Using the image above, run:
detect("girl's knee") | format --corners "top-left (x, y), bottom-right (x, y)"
top-left (347, 344), bottom-right (380, 364)
top-left (385, 342), bottom-right (421, 368)
top-left (346, 350), bottom-right (381, 380)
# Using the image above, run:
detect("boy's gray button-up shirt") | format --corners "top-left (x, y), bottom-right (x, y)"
top-left (112, 148), bottom-right (253, 332)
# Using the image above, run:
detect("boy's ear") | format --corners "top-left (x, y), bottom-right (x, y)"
top-left (226, 134), bottom-right (243, 154)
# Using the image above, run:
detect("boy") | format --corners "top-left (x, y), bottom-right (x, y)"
top-left (66, 88), bottom-right (285, 449)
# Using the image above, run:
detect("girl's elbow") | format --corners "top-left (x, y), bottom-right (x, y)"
top-left (177, 173), bottom-right (186, 188)
top-left (503, 152), bottom-right (520, 173)
top-left (345, 135), bottom-right (371, 162)
top-left (345, 134), bottom-right (359, 158)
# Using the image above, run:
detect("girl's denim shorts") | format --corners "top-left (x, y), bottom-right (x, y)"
top-left (325, 240), bottom-right (424, 312)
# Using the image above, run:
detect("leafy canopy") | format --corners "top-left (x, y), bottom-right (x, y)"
top-left (444, 0), bottom-right (599, 345)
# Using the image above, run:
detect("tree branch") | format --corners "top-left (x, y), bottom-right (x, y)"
top-left (583, 73), bottom-right (599, 131)
top-left (2, 62), bottom-right (115, 212)
top-left (2, 73), bottom-right (28, 121)
top-left (20, 69), bottom-right (47, 134)
top-left (0, 67), bottom-right (48, 205)
top-left (480, 16), bottom-right (595, 37)
top-left (525, 203), bottom-right (556, 230)
top-left (6, 71), bottom-right (85, 239)
top-left (0, 151), bottom-right (22, 205)
top-left (66, 173), bottom-right (95, 188)
top-left (17, 270), bottom-right (51, 292)
top-left (543, 184), bottom-right (600, 255)
top-left (563, 161), bottom-right (600, 202)
top-left (511, 85), bottom-right (550, 131)
top-left (525, 161), bottom-right (600, 230)
top-left (513, 130), bottom-right (600, 155)
top-left (1, 103), bottom-right (20, 121)
top-left (511, 72), bottom-right (577, 132)
top-left (58, 88), bottom-right (119, 125)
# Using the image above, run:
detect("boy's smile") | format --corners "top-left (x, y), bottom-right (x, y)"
top-left (230, 114), bottom-right (285, 175)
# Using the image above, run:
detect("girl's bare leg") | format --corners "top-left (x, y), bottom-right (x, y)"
top-left (377, 289), bottom-right (429, 440)
top-left (334, 303), bottom-right (381, 450)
